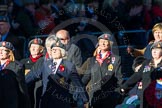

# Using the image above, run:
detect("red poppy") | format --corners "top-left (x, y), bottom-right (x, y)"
top-left (59, 64), bottom-right (65, 72)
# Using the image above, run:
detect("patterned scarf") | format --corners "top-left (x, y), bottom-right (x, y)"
top-left (96, 51), bottom-right (111, 65)
top-left (0, 59), bottom-right (10, 71)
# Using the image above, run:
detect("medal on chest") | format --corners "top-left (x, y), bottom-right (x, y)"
top-left (143, 65), bottom-right (151, 73)
top-left (108, 64), bottom-right (113, 71)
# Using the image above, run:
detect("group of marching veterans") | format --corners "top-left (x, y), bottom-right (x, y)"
top-left (0, 15), bottom-right (162, 108)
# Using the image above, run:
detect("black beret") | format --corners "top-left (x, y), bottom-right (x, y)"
top-left (151, 40), bottom-right (162, 50)
top-left (98, 33), bottom-right (112, 40)
top-left (28, 38), bottom-right (43, 48)
top-left (0, 41), bottom-right (14, 51)
top-left (132, 56), bottom-right (146, 71)
top-left (50, 41), bottom-right (65, 50)
top-left (0, 16), bottom-right (9, 22)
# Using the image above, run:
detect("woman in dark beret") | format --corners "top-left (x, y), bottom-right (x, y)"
top-left (0, 41), bottom-right (30, 108)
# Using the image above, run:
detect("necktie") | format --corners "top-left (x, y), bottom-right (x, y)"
top-left (51, 62), bottom-right (57, 74)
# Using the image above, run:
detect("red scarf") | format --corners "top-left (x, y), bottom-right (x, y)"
top-left (96, 51), bottom-right (111, 65)
top-left (0, 59), bottom-right (10, 71)
top-left (30, 54), bottom-right (43, 62)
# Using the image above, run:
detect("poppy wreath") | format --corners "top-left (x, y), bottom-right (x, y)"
top-left (144, 80), bottom-right (162, 107)
top-left (59, 64), bottom-right (65, 72)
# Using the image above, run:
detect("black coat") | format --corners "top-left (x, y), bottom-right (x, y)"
top-left (26, 58), bottom-right (88, 108)
top-left (0, 69), bottom-right (19, 108)
top-left (20, 56), bottom-right (43, 108)
top-left (0, 61), bottom-right (30, 108)
top-left (82, 54), bottom-right (123, 108)
top-left (121, 59), bottom-right (162, 108)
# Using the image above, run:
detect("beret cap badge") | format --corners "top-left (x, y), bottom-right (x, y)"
top-left (33, 38), bottom-right (38, 44)
top-left (104, 34), bottom-right (108, 39)
top-left (2, 42), bottom-right (6, 46)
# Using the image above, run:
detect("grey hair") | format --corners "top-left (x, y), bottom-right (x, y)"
top-left (45, 35), bottom-right (58, 48)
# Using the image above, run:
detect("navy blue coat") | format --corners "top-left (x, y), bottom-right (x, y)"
top-left (26, 58), bottom-right (88, 108)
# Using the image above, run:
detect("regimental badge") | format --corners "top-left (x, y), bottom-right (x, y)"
top-left (155, 89), bottom-right (162, 100)
top-left (2, 41), bottom-right (6, 46)
top-left (108, 64), bottom-right (113, 71)
top-left (112, 57), bottom-right (115, 64)
top-left (104, 34), bottom-right (108, 39)
top-left (59, 77), bottom-right (65, 85)
top-left (143, 65), bottom-right (151, 73)
top-left (34, 38), bottom-right (38, 44)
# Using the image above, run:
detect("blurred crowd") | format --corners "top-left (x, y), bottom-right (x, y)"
top-left (0, 0), bottom-right (162, 37)
top-left (0, 0), bottom-right (162, 108)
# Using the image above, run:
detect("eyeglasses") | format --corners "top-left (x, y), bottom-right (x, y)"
top-left (59, 37), bottom-right (69, 40)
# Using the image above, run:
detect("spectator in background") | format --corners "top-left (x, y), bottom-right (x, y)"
top-left (143, 0), bottom-right (152, 30)
top-left (127, 23), bottom-right (162, 59)
top-left (98, 0), bottom-right (120, 32)
top-left (55, 29), bottom-right (82, 70)
top-left (0, 15), bottom-right (23, 60)
top-left (34, 0), bottom-right (55, 34)
top-left (51, 0), bottom-right (68, 25)
top-left (149, 0), bottom-right (162, 28)
top-left (125, 0), bottom-right (144, 30)
top-left (14, 0), bottom-right (39, 38)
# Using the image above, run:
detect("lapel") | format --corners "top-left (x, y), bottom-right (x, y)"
top-left (55, 60), bottom-right (67, 78)
top-left (46, 59), bottom-right (53, 75)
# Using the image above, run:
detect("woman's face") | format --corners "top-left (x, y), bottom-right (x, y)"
top-left (98, 39), bottom-right (110, 51)
top-left (0, 47), bottom-right (9, 60)
top-left (51, 47), bottom-right (62, 59)
top-left (30, 44), bottom-right (42, 57)
top-left (152, 48), bottom-right (162, 59)
top-left (153, 29), bottom-right (162, 42)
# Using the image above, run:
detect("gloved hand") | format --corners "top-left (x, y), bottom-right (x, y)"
top-left (115, 87), bottom-right (125, 95)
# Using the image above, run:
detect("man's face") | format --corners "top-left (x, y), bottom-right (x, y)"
top-left (56, 33), bottom-right (69, 45)
top-left (0, 22), bottom-right (10, 35)
top-left (51, 47), bottom-right (62, 59)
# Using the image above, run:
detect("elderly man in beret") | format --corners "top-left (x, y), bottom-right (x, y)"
top-left (82, 33), bottom-right (123, 108)
top-left (26, 38), bottom-right (88, 108)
